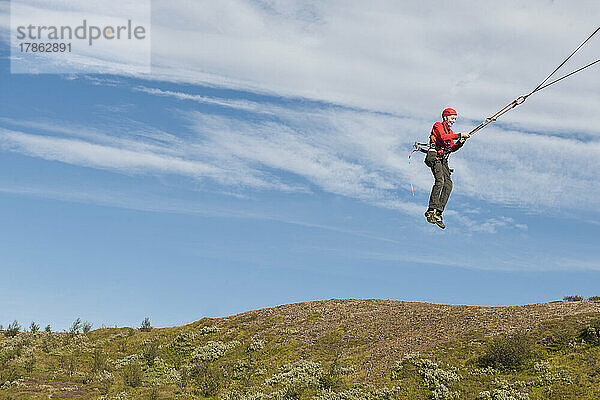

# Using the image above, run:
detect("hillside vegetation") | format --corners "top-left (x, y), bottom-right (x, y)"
top-left (2, 299), bottom-right (600, 399)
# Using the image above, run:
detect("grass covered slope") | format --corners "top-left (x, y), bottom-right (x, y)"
top-left (1, 299), bottom-right (600, 399)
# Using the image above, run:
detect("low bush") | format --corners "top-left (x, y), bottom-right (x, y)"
top-left (319, 358), bottom-right (348, 391)
top-left (266, 360), bottom-right (324, 399)
top-left (579, 319), bottom-right (600, 345)
top-left (198, 325), bottom-right (219, 335)
top-left (533, 316), bottom-right (587, 351)
top-left (192, 341), bottom-right (238, 362)
top-left (140, 317), bottom-right (152, 332)
top-left (0, 366), bottom-right (21, 385)
top-left (95, 370), bottom-right (114, 395)
top-left (142, 340), bottom-right (159, 367)
top-left (122, 362), bottom-right (143, 387)
top-left (92, 348), bottom-right (108, 373)
top-left (563, 295), bottom-right (583, 302)
top-left (83, 321), bottom-right (93, 334)
top-left (117, 340), bottom-right (127, 353)
top-left (69, 318), bottom-right (83, 336)
top-left (477, 388), bottom-right (530, 400)
top-left (23, 353), bottom-right (36, 373)
top-left (189, 363), bottom-right (223, 397)
top-left (29, 322), bottom-right (40, 333)
top-left (588, 296), bottom-right (600, 301)
top-left (149, 386), bottom-right (160, 400)
top-left (6, 320), bottom-right (21, 337)
top-left (61, 351), bottom-right (77, 376)
top-left (478, 331), bottom-right (534, 370)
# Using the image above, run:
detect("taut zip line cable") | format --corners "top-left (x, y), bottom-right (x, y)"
top-left (408, 26), bottom-right (600, 196)
top-left (467, 25), bottom-right (600, 136)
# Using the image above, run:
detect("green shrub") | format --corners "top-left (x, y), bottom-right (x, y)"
top-left (192, 341), bottom-right (238, 362)
top-left (123, 362), bottom-right (143, 387)
top-left (149, 386), bottom-right (160, 400)
top-left (61, 351), bottom-right (77, 376)
top-left (319, 358), bottom-right (345, 391)
top-left (477, 388), bottom-right (530, 400)
top-left (117, 340), bottom-right (127, 353)
top-left (23, 353), bottom-right (36, 373)
top-left (0, 343), bottom-right (21, 369)
top-left (44, 325), bottom-right (51, 333)
top-left (313, 388), bottom-right (398, 400)
top-left (69, 318), bottom-right (82, 335)
top-left (142, 340), bottom-right (159, 367)
top-left (140, 317), bottom-right (153, 332)
top-left (563, 295), bottom-right (583, 302)
top-left (92, 348), bottom-right (108, 372)
top-left (41, 334), bottom-right (53, 353)
top-left (579, 319), bottom-right (600, 345)
top-left (478, 331), bottom-right (534, 370)
top-left (6, 320), bottom-right (21, 337)
top-left (266, 360), bottom-right (324, 398)
top-left (0, 366), bottom-right (21, 385)
top-left (231, 358), bottom-right (253, 381)
top-left (178, 365), bottom-right (190, 390)
top-left (189, 363), bottom-right (223, 397)
top-left (29, 321), bottom-right (40, 333)
top-left (198, 325), bottom-right (219, 335)
top-left (588, 296), bottom-right (600, 301)
top-left (532, 315), bottom-right (593, 351)
top-left (95, 370), bottom-right (114, 395)
top-left (248, 339), bottom-right (265, 352)
top-left (83, 321), bottom-right (93, 334)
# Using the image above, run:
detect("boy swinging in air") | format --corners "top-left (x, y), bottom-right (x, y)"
top-left (423, 108), bottom-right (471, 229)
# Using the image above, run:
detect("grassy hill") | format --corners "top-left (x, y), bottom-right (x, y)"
top-left (2, 299), bottom-right (600, 399)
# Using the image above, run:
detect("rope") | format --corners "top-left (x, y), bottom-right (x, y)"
top-left (535, 58), bottom-right (600, 92)
top-left (408, 149), bottom-right (416, 196)
top-left (408, 142), bottom-right (429, 196)
top-left (468, 25), bottom-right (600, 136)
top-left (528, 26), bottom-right (600, 97)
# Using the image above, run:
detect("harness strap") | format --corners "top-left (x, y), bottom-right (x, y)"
top-left (408, 142), bottom-right (431, 197)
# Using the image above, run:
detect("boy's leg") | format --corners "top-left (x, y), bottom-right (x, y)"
top-left (438, 162), bottom-right (453, 212)
top-left (428, 161), bottom-right (445, 211)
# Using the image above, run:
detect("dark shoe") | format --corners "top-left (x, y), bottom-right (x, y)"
top-left (424, 210), bottom-right (436, 224)
top-left (434, 212), bottom-right (445, 229)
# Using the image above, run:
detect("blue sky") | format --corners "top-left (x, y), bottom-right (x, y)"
top-left (1, 1), bottom-right (600, 330)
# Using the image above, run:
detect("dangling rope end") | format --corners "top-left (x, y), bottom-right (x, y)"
top-left (408, 146), bottom-right (420, 197)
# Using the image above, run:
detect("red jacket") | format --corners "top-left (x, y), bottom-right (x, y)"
top-left (430, 121), bottom-right (460, 153)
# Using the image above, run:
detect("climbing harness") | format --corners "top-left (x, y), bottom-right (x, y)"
top-left (408, 26), bottom-right (600, 196)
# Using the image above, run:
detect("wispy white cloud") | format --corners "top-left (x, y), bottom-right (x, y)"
top-left (446, 212), bottom-right (528, 234)
top-left (0, 128), bottom-right (215, 175)
top-left (452, 128), bottom-right (600, 211)
top-left (0, 126), bottom-right (301, 191)
top-left (4, 1), bottom-right (599, 134)
top-left (133, 86), bottom-right (281, 114)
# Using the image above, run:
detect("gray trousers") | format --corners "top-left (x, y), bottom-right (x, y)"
top-left (426, 155), bottom-right (453, 212)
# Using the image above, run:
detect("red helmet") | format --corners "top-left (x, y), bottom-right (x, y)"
top-left (442, 108), bottom-right (457, 117)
